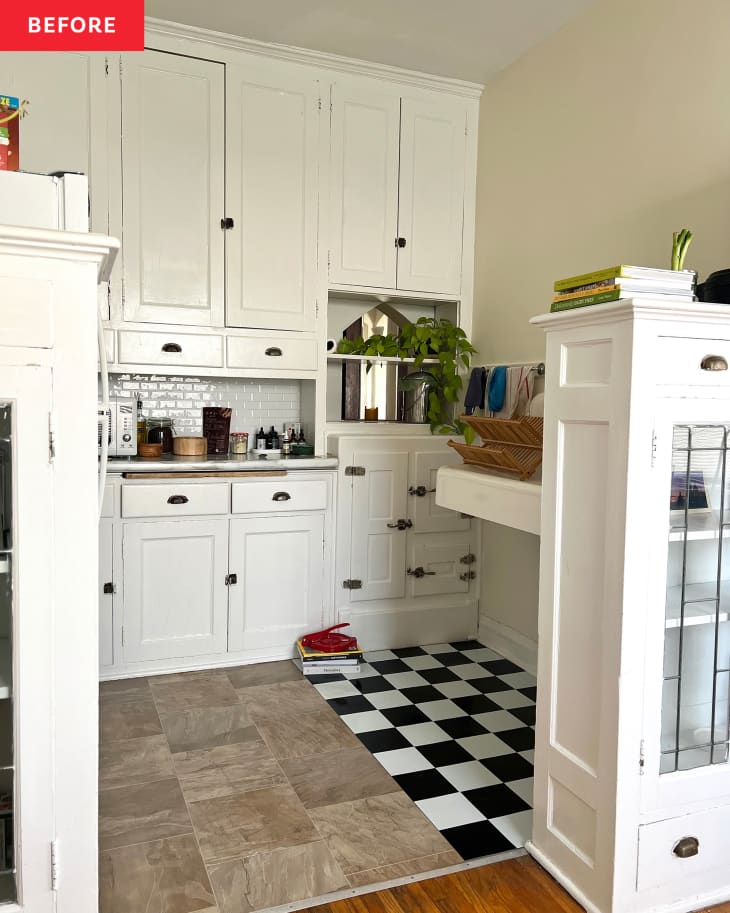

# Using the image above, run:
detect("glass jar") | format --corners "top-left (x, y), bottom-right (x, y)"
top-left (229, 432), bottom-right (249, 455)
top-left (147, 418), bottom-right (175, 454)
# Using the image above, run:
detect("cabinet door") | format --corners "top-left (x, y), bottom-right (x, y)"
top-left (226, 60), bottom-right (320, 331)
top-left (349, 450), bottom-right (409, 602)
top-left (329, 84), bottom-right (400, 288)
top-left (408, 533), bottom-right (474, 597)
top-left (99, 520), bottom-right (114, 669)
top-left (396, 97), bottom-right (466, 295)
top-left (409, 448), bottom-right (471, 533)
top-left (122, 519), bottom-right (229, 662)
top-left (228, 514), bottom-right (324, 652)
top-left (120, 51), bottom-right (225, 327)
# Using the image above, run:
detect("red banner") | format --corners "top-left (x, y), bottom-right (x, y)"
top-left (1, 0), bottom-right (144, 50)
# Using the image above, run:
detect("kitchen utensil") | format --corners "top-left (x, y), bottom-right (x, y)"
top-left (173, 436), bottom-right (207, 456)
top-left (138, 442), bottom-right (163, 458)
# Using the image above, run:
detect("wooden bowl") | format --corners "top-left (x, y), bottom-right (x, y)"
top-left (173, 436), bottom-right (207, 456)
top-left (138, 442), bottom-right (163, 458)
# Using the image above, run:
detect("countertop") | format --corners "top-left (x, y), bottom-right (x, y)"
top-left (106, 453), bottom-right (338, 473)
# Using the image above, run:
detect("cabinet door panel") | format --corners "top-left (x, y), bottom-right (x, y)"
top-left (397, 98), bottom-right (466, 295)
top-left (226, 61), bottom-right (319, 331)
top-left (99, 520), bottom-right (114, 668)
top-left (329, 85), bottom-right (400, 288)
top-left (410, 449), bottom-right (471, 533)
top-left (228, 515), bottom-right (324, 652)
top-left (121, 51), bottom-right (225, 326)
top-left (408, 533), bottom-right (473, 598)
top-left (350, 451), bottom-right (409, 602)
top-left (122, 519), bottom-right (228, 662)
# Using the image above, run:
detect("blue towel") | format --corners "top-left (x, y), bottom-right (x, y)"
top-left (487, 366), bottom-right (507, 413)
top-left (463, 367), bottom-right (487, 415)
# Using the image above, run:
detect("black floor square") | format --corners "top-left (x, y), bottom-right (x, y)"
top-left (350, 675), bottom-right (396, 695)
top-left (394, 769), bottom-right (457, 802)
top-left (327, 695), bottom-right (373, 715)
top-left (437, 716), bottom-right (488, 739)
top-left (449, 640), bottom-right (483, 651)
top-left (380, 705), bottom-right (429, 727)
top-left (470, 676), bottom-right (512, 694)
top-left (481, 752), bottom-right (534, 783)
top-left (441, 820), bottom-right (514, 860)
top-left (510, 705), bottom-right (536, 727)
top-left (306, 674), bottom-right (344, 684)
top-left (370, 659), bottom-right (412, 675)
top-left (432, 652), bottom-right (473, 667)
top-left (519, 686), bottom-right (538, 702)
top-left (418, 739), bottom-right (475, 767)
top-left (418, 667), bottom-right (460, 685)
top-left (357, 728), bottom-right (408, 754)
top-left (392, 646), bottom-right (427, 658)
top-left (453, 694), bottom-right (501, 715)
top-left (400, 684), bottom-right (446, 704)
top-left (496, 727), bottom-right (535, 752)
top-left (463, 783), bottom-right (531, 819)
top-left (482, 659), bottom-right (523, 675)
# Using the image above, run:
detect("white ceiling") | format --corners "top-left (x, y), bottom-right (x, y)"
top-left (145, 0), bottom-right (595, 84)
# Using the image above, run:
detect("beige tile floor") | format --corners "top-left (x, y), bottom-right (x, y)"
top-left (99, 661), bottom-right (461, 913)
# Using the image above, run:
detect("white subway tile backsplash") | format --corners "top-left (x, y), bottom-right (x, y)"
top-left (106, 374), bottom-right (301, 438)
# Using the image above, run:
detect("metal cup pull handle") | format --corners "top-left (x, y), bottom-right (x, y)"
top-left (265, 347), bottom-right (283, 357)
top-left (700, 355), bottom-right (728, 372)
top-left (387, 519), bottom-right (413, 530)
top-left (673, 836), bottom-right (699, 858)
top-left (272, 491), bottom-right (291, 501)
top-left (162, 342), bottom-right (183, 353)
top-left (167, 494), bottom-right (189, 505)
top-left (409, 485), bottom-right (437, 497)
top-left (407, 566), bottom-right (436, 578)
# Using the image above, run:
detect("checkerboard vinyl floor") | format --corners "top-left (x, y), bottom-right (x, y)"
top-left (309, 640), bottom-right (536, 861)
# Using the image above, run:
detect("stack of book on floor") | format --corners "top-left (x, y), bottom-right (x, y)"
top-left (294, 639), bottom-right (363, 676)
top-left (551, 265), bottom-right (695, 313)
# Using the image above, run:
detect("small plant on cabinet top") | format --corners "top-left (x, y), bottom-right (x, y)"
top-left (336, 317), bottom-right (477, 442)
top-left (671, 228), bottom-right (693, 270)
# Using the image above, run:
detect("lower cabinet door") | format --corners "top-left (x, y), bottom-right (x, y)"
top-left (228, 514), bottom-right (324, 653)
top-left (409, 448), bottom-right (472, 533)
top-left (407, 533), bottom-right (475, 597)
top-left (99, 519), bottom-right (114, 669)
top-left (122, 519), bottom-right (229, 662)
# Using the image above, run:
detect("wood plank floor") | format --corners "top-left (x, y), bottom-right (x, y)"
top-left (298, 855), bottom-right (730, 913)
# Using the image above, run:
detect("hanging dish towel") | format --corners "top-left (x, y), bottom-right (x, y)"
top-left (463, 367), bottom-right (487, 414)
top-left (487, 366), bottom-right (507, 414)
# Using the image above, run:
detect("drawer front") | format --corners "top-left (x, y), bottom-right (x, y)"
top-left (122, 483), bottom-right (229, 518)
top-left (637, 804), bottom-right (730, 893)
top-left (232, 479), bottom-right (328, 514)
top-left (119, 330), bottom-right (224, 368)
top-left (227, 334), bottom-right (317, 372)
top-left (658, 336), bottom-right (730, 386)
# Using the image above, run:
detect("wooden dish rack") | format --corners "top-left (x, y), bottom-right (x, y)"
top-left (448, 415), bottom-right (544, 481)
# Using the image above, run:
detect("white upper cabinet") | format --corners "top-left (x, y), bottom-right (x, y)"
top-left (120, 51), bottom-right (225, 327)
top-left (396, 98), bottom-right (466, 295)
top-left (329, 82), bottom-right (467, 296)
top-left (226, 59), bottom-right (321, 331)
top-left (329, 85), bottom-right (400, 289)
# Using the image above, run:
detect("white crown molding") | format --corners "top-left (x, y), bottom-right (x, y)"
top-left (531, 297), bottom-right (730, 330)
top-left (0, 226), bottom-right (119, 281)
top-left (144, 17), bottom-right (484, 99)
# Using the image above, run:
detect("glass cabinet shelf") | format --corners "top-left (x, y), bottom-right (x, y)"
top-left (665, 579), bottom-right (730, 629)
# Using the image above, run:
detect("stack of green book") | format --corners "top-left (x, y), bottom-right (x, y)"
top-left (551, 266), bottom-right (695, 313)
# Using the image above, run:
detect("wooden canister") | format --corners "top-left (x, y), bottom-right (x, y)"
top-left (173, 436), bottom-right (207, 456)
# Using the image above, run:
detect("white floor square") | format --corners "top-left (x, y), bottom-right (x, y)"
top-left (472, 710), bottom-right (524, 732)
top-left (457, 732), bottom-right (513, 760)
top-left (365, 689), bottom-right (414, 710)
top-left (343, 663), bottom-right (380, 679)
top-left (434, 680), bottom-right (480, 700)
top-left (341, 709), bottom-right (393, 734)
top-left (402, 654), bottom-right (443, 671)
top-left (418, 699), bottom-right (467, 722)
top-left (384, 671), bottom-right (430, 690)
top-left (507, 777), bottom-right (533, 806)
top-left (400, 721), bottom-right (450, 746)
top-left (374, 747), bottom-right (433, 776)
top-left (312, 680), bottom-right (361, 700)
top-left (416, 793), bottom-right (485, 830)
top-left (491, 810), bottom-right (533, 847)
top-left (364, 650), bottom-right (398, 663)
top-left (440, 761), bottom-right (500, 792)
top-left (454, 663), bottom-right (492, 680)
top-left (499, 671), bottom-right (537, 689)
top-left (520, 750), bottom-right (535, 764)
top-left (462, 647), bottom-right (501, 663)
top-left (489, 690), bottom-right (535, 710)
top-left (422, 643), bottom-right (457, 654)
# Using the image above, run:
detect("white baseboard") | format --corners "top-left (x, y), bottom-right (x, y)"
top-left (478, 614), bottom-right (538, 676)
top-left (339, 602), bottom-right (479, 653)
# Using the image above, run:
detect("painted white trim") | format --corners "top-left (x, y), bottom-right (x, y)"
top-left (531, 296), bottom-right (730, 331)
top-left (478, 615), bottom-right (538, 677)
top-left (0, 226), bottom-right (119, 279)
top-left (144, 18), bottom-right (484, 98)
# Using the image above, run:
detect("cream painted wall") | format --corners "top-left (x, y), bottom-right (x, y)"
top-left (472, 0), bottom-right (730, 364)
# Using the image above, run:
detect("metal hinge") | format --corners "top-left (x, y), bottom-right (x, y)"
top-left (103, 582), bottom-right (115, 595)
top-left (639, 739), bottom-right (645, 774)
top-left (119, 57), bottom-right (123, 79)
top-left (48, 412), bottom-right (56, 463)
top-left (345, 466), bottom-right (366, 476)
top-left (225, 573), bottom-right (238, 586)
top-left (315, 300), bottom-right (320, 317)
top-left (105, 58), bottom-right (109, 77)
top-left (327, 250), bottom-right (331, 275)
top-left (318, 97), bottom-right (322, 111)
top-left (651, 430), bottom-right (657, 468)
top-left (343, 579), bottom-right (362, 590)
top-left (460, 553), bottom-right (476, 565)
top-left (459, 571), bottom-right (477, 582)
top-left (51, 839), bottom-right (59, 891)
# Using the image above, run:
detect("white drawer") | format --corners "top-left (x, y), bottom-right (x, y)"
top-left (232, 479), bottom-right (328, 514)
top-left (122, 483), bottom-right (229, 518)
top-left (637, 804), bottom-right (730, 893)
top-left (227, 334), bottom-right (317, 372)
top-left (118, 330), bottom-right (224, 368)
top-left (657, 336), bottom-right (730, 386)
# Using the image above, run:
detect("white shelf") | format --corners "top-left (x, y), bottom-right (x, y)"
top-left (668, 512), bottom-right (730, 542)
top-left (327, 353), bottom-right (440, 366)
top-left (0, 639), bottom-right (11, 700)
top-left (665, 580), bottom-right (730, 629)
